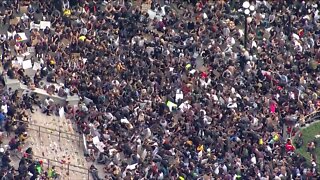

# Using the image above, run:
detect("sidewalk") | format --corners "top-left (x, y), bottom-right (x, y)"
top-left (23, 108), bottom-right (89, 179)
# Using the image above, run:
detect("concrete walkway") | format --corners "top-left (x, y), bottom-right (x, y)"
top-left (23, 107), bottom-right (89, 180)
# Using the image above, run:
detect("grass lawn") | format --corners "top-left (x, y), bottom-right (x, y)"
top-left (295, 121), bottom-right (320, 166)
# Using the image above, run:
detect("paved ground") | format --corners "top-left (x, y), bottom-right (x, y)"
top-left (0, 107), bottom-right (104, 179)
top-left (0, 105), bottom-right (91, 179)
top-left (22, 107), bottom-right (90, 179)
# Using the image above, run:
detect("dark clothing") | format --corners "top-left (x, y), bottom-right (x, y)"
top-left (1, 154), bottom-right (11, 168)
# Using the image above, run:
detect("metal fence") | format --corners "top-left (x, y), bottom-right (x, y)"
top-left (303, 110), bottom-right (320, 126)
top-left (15, 120), bottom-right (91, 179)
top-left (32, 154), bottom-right (91, 180)
top-left (22, 121), bottom-right (83, 147)
top-left (13, 152), bottom-right (91, 180)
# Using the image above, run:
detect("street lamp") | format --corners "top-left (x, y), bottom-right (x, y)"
top-left (242, 1), bottom-right (255, 49)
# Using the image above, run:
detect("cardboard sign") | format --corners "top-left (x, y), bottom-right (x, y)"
top-left (71, 53), bottom-right (81, 61)
top-left (20, 6), bottom-right (28, 14)
top-left (60, 38), bottom-right (70, 48)
top-left (9, 17), bottom-right (20, 25)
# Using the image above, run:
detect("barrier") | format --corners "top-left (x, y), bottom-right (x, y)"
top-left (4, 76), bottom-right (80, 105)
top-left (15, 120), bottom-right (90, 179)
top-left (15, 153), bottom-right (90, 180)
top-left (303, 110), bottom-right (320, 126)
top-left (34, 154), bottom-right (90, 180)
top-left (3, 76), bottom-right (87, 178)
top-left (16, 120), bottom-right (82, 147)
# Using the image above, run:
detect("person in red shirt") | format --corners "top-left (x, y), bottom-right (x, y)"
top-left (285, 139), bottom-right (295, 152)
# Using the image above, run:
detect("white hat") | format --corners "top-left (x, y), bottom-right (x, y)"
top-left (0, 148), bottom-right (4, 153)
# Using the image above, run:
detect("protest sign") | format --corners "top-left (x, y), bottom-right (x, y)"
top-left (23, 60), bottom-right (32, 69)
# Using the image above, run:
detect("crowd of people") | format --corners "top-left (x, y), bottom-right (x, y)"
top-left (0, 86), bottom-right (60, 179)
top-left (0, 0), bottom-right (319, 179)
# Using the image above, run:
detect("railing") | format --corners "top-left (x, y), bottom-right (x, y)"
top-left (33, 154), bottom-right (91, 180)
top-left (302, 110), bottom-right (320, 126)
top-left (17, 120), bottom-right (82, 147)
top-left (15, 120), bottom-right (92, 179)
top-left (14, 153), bottom-right (91, 179)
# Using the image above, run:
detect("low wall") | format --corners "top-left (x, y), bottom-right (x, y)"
top-left (4, 77), bottom-right (80, 106)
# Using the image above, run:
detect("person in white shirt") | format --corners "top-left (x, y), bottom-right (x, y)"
top-left (43, 97), bottom-right (54, 116)
top-left (1, 103), bottom-right (7, 114)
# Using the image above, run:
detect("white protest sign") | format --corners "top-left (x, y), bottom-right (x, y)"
top-left (30, 22), bottom-right (40, 30)
top-left (176, 91), bottom-right (183, 103)
top-left (96, 142), bottom-right (105, 152)
top-left (147, 10), bottom-right (157, 20)
top-left (17, 33), bottom-right (28, 41)
top-left (17, 56), bottom-right (24, 64)
top-left (126, 163), bottom-right (138, 170)
top-left (59, 107), bottom-right (65, 118)
top-left (32, 62), bottom-right (41, 71)
top-left (189, 69), bottom-right (197, 74)
top-left (40, 21), bottom-right (51, 29)
top-left (92, 136), bottom-right (100, 145)
top-left (22, 60), bottom-right (32, 69)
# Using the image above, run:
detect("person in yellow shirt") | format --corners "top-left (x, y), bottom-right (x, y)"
top-left (19, 132), bottom-right (28, 143)
top-left (48, 166), bottom-right (59, 179)
top-left (63, 9), bottom-right (71, 17)
top-left (79, 35), bottom-right (86, 41)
